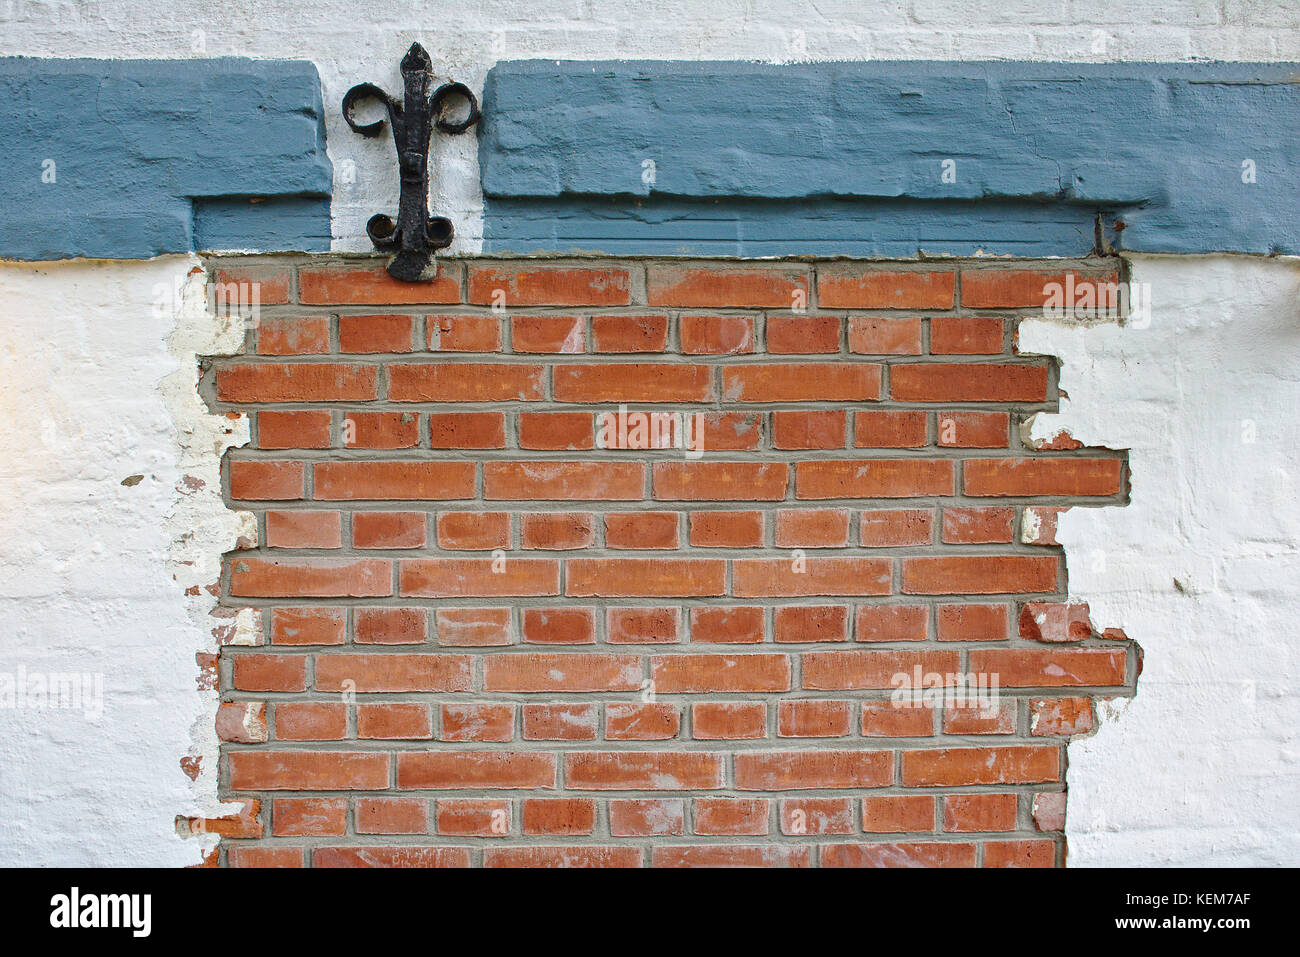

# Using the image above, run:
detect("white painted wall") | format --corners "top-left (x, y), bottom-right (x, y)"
top-left (1, 2), bottom-right (1298, 865)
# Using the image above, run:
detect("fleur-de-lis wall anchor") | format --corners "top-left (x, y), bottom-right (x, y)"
top-left (342, 43), bottom-right (480, 282)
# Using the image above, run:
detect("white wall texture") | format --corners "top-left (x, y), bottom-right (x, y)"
top-left (0, 1), bottom-right (1297, 865)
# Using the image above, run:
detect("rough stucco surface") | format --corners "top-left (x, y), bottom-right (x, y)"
top-left (0, 259), bottom-right (250, 866)
top-left (1021, 255), bottom-right (1300, 866)
top-left (2, 1), bottom-right (1300, 866)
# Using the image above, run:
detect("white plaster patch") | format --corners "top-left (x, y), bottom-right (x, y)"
top-left (1020, 254), bottom-right (1300, 866)
top-left (0, 257), bottom-right (248, 866)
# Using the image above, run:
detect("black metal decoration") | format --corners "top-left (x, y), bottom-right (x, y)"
top-left (342, 43), bottom-right (480, 281)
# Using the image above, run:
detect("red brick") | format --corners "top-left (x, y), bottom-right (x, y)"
top-left (679, 314), bottom-right (755, 354)
top-left (609, 799), bottom-right (685, 836)
top-left (436, 608), bottom-right (512, 646)
top-left (396, 752), bottom-right (557, 790)
top-left (891, 363), bottom-right (1049, 402)
top-left (691, 702), bottom-right (767, 739)
top-left (606, 702), bottom-right (680, 740)
top-left (654, 462), bottom-right (788, 501)
top-left (273, 797), bottom-right (346, 836)
top-left (689, 511), bottom-right (764, 547)
top-left (315, 654), bottom-right (471, 693)
top-left (567, 558), bottom-right (725, 597)
top-left (440, 703), bottom-right (514, 742)
top-left (522, 704), bottom-right (598, 741)
top-left (1019, 601), bottom-right (1094, 642)
top-left (313, 461), bottom-right (475, 500)
top-left (969, 649), bottom-right (1128, 687)
top-left (937, 603), bottom-right (1010, 641)
top-left (901, 556), bottom-right (1059, 595)
top-left (767, 314), bottom-right (840, 353)
top-left (522, 798), bottom-right (596, 835)
top-left (520, 512), bottom-right (595, 549)
top-left (228, 846), bottom-right (305, 868)
top-left (522, 607), bottom-right (596, 645)
top-left (229, 460), bottom-right (304, 500)
top-left (694, 798), bottom-right (769, 836)
top-left (818, 267), bottom-right (955, 309)
top-left (802, 650), bottom-right (959, 690)
top-left (265, 510), bottom-right (341, 548)
top-left (343, 411), bottom-right (420, 449)
top-left (1033, 792), bottom-right (1067, 831)
top-left (652, 845), bottom-right (809, 868)
top-left (257, 410), bottom-right (332, 449)
top-left (847, 317), bottom-right (923, 355)
top-left (352, 512), bottom-right (426, 549)
top-left (774, 606), bottom-right (850, 643)
top-left (775, 509), bottom-right (850, 547)
top-left (861, 700), bottom-right (935, 736)
top-left (772, 410), bottom-right (847, 450)
top-left (257, 316), bottom-right (330, 355)
top-left (511, 315), bottom-right (585, 353)
top-left (212, 265), bottom-right (292, 305)
top-left (228, 752), bottom-right (390, 790)
top-left (436, 511), bottom-right (510, 550)
top-left (943, 701), bottom-right (1018, 735)
top-left (821, 842), bottom-right (974, 868)
top-left (338, 314), bottom-right (415, 353)
top-left (274, 702), bottom-right (346, 740)
top-left (781, 797), bottom-right (857, 835)
top-left (518, 412), bottom-right (593, 450)
top-left (388, 363), bottom-right (544, 402)
top-left (428, 412), bottom-right (507, 449)
top-left (215, 363), bottom-right (378, 403)
top-left (863, 795), bottom-right (935, 833)
top-left (485, 462), bottom-right (643, 500)
top-left (943, 507), bottom-right (1015, 544)
top-left (553, 363), bottom-right (713, 402)
top-left (427, 314), bottom-right (501, 352)
top-left (233, 654), bottom-right (307, 692)
top-left (855, 605), bottom-right (929, 642)
top-left (960, 267), bottom-right (1120, 309)
top-left (936, 411), bottom-right (1010, 448)
top-left (484, 653), bottom-right (641, 692)
top-left (722, 363), bottom-right (880, 401)
top-left (964, 458), bottom-right (1123, 497)
top-left (356, 797), bottom-right (428, 834)
top-left (216, 702), bottom-right (267, 743)
top-left (358, 703), bottom-right (432, 739)
top-left (778, 699), bottom-right (852, 736)
top-left (1030, 696), bottom-right (1097, 736)
top-left (734, 751), bottom-right (892, 790)
top-left (605, 512), bottom-right (679, 549)
top-left (299, 263), bottom-right (460, 305)
top-left (900, 746), bottom-right (1060, 787)
top-left (733, 557), bottom-right (891, 597)
top-left (795, 459), bottom-right (954, 499)
top-left (313, 846), bottom-right (470, 868)
top-left (651, 654), bottom-right (790, 693)
top-left (565, 752), bottom-right (724, 790)
top-left (689, 607), bottom-right (765, 644)
top-left (354, 607), bottom-right (428, 645)
top-left (592, 314), bottom-right (669, 352)
top-left (860, 509), bottom-right (933, 547)
top-left (607, 607), bottom-right (681, 644)
top-left (647, 265), bottom-right (808, 308)
top-left (930, 316), bottom-right (1003, 354)
top-left (436, 799), bottom-right (511, 837)
top-left (854, 410), bottom-right (927, 448)
top-left (486, 846), bottom-right (641, 868)
top-left (468, 265), bottom-right (631, 306)
top-left (229, 558), bottom-right (391, 598)
top-left (271, 607), bottom-right (346, 646)
top-left (984, 840), bottom-right (1057, 868)
top-left (399, 558), bottom-right (559, 598)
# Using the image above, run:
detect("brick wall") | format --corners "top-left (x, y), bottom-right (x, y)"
top-left (196, 255), bottom-right (1137, 868)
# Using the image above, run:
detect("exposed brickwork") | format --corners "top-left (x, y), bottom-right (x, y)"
top-left (201, 256), bottom-right (1135, 868)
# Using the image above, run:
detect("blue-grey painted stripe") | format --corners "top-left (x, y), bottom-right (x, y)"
top-left (1, 57), bottom-right (332, 260)
top-left (481, 60), bottom-right (1300, 257)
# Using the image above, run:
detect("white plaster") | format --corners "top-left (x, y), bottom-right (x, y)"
top-left (2, 0), bottom-right (1298, 253)
top-left (0, 257), bottom-right (248, 866)
top-left (1020, 254), bottom-right (1300, 866)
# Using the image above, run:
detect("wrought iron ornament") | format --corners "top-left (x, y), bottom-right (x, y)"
top-left (342, 43), bottom-right (480, 281)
